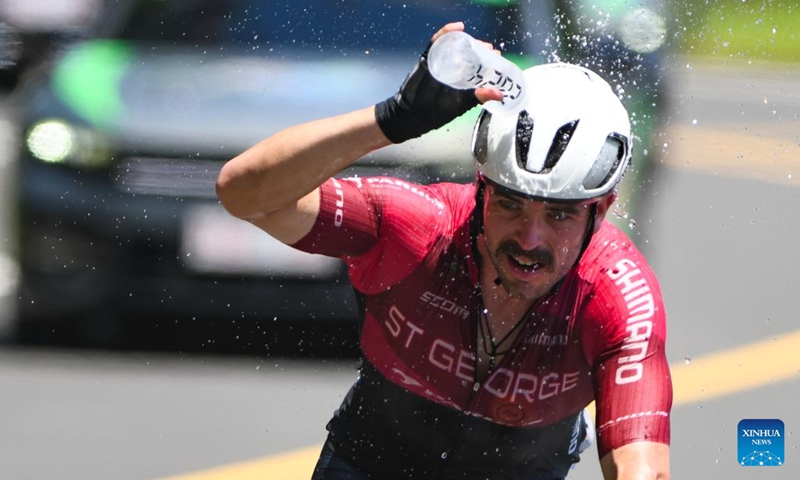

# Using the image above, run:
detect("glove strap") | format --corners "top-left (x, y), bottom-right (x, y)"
top-left (375, 44), bottom-right (478, 144)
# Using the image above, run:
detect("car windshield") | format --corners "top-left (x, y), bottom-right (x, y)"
top-left (111, 0), bottom-right (526, 56)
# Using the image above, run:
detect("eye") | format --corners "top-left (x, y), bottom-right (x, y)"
top-left (547, 209), bottom-right (573, 221)
top-left (498, 198), bottom-right (521, 211)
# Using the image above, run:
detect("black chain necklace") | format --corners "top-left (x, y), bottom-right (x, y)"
top-left (476, 294), bottom-right (543, 373)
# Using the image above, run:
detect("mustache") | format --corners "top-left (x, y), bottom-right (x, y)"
top-left (497, 240), bottom-right (554, 269)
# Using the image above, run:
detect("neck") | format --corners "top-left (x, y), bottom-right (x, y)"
top-left (475, 258), bottom-right (538, 381)
top-left (479, 272), bottom-right (535, 321)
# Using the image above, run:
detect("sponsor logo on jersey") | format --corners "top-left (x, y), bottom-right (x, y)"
top-left (383, 303), bottom-right (583, 426)
top-left (495, 403), bottom-right (526, 423)
top-left (420, 291), bottom-right (469, 320)
top-left (332, 178), bottom-right (345, 227)
top-left (526, 331), bottom-right (569, 347)
top-left (606, 258), bottom-right (655, 385)
top-left (568, 412), bottom-right (583, 455)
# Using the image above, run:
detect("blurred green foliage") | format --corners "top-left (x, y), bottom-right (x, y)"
top-left (674, 0), bottom-right (799, 62)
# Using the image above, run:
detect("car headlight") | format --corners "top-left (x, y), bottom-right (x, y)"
top-left (25, 119), bottom-right (113, 168)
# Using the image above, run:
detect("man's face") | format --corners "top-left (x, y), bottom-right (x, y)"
top-left (481, 185), bottom-right (595, 301)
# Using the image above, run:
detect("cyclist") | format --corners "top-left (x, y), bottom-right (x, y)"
top-left (217, 22), bottom-right (671, 480)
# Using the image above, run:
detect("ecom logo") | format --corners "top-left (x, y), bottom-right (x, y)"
top-left (738, 419), bottom-right (784, 466)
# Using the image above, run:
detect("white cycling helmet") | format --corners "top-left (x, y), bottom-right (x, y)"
top-left (472, 63), bottom-right (632, 202)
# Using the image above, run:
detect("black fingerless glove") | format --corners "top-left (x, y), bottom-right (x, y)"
top-left (375, 42), bottom-right (479, 144)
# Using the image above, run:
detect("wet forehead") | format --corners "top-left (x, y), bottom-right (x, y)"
top-left (487, 186), bottom-right (592, 214)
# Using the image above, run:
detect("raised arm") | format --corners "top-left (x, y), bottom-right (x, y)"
top-left (215, 21), bottom-right (502, 244)
top-left (216, 107), bottom-right (388, 244)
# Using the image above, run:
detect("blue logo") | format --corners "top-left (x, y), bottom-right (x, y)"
top-left (738, 419), bottom-right (784, 466)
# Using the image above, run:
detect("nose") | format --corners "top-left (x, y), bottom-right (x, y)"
top-left (515, 212), bottom-right (548, 251)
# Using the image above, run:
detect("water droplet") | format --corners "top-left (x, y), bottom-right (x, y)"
top-left (628, 219), bottom-right (637, 229)
top-left (684, 356), bottom-right (692, 364)
top-left (692, 119), bottom-right (698, 125)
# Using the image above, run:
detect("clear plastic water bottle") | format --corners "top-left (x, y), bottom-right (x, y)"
top-left (427, 31), bottom-right (527, 114)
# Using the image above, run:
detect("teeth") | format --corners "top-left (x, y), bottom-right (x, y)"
top-left (512, 255), bottom-right (539, 268)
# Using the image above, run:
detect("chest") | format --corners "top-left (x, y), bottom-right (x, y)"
top-left (358, 252), bottom-right (594, 426)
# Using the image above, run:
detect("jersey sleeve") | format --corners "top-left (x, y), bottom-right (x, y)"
top-left (292, 176), bottom-right (449, 294)
top-left (581, 255), bottom-right (673, 458)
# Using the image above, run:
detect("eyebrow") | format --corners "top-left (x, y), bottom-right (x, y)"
top-left (494, 191), bottom-right (521, 203)
top-left (545, 203), bottom-right (583, 215)
top-left (493, 189), bottom-right (584, 215)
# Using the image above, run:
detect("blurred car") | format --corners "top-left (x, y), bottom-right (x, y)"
top-left (8, 0), bottom-right (671, 352)
top-left (0, 0), bottom-right (102, 89)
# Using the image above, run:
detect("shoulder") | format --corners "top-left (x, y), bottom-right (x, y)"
top-left (364, 179), bottom-right (475, 232)
top-left (352, 177), bottom-right (475, 226)
top-left (342, 179), bottom-right (476, 292)
top-left (353, 176), bottom-right (472, 197)
top-left (578, 221), bottom-right (661, 292)
top-left (576, 222), bottom-right (666, 358)
top-left (425, 181), bottom-right (478, 222)
top-left (361, 177), bottom-right (475, 204)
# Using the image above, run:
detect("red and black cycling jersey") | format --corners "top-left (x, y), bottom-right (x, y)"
top-left (294, 176), bottom-right (672, 476)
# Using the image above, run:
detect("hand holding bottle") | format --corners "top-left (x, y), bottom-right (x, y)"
top-left (374, 22), bottom-right (507, 144)
top-left (428, 30), bottom-right (527, 114)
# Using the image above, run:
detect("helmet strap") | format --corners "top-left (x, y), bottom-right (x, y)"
top-left (469, 179), bottom-right (487, 268)
top-left (575, 203), bottom-right (598, 266)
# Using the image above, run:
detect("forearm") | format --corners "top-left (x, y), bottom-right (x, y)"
top-left (600, 441), bottom-right (670, 480)
top-left (216, 105), bottom-right (390, 220)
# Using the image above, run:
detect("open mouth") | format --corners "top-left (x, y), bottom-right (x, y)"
top-left (494, 240), bottom-right (553, 280)
top-left (508, 253), bottom-right (544, 273)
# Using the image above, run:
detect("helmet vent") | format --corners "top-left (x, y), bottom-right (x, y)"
top-left (543, 120), bottom-right (579, 171)
top-left (582, 134), bottom-right (628, 190)
top-left (514, 110), bottom-right (534, 170)
top-left (472, 110), bottom-right (492, 164)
